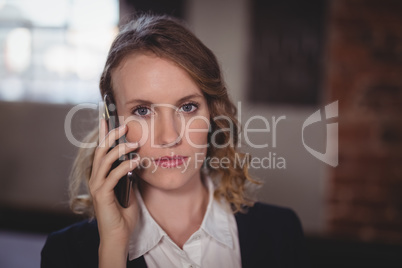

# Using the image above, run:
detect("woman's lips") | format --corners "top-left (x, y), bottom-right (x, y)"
top-left (153, 156), bottom-right (188, 168)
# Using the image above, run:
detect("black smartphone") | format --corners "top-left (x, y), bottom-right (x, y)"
top-left (103, 93), bottom-right (135, 208)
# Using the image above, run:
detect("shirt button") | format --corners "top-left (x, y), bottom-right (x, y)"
top-left (195, 235), bottom-right (200, 240)
top-left (189, 265), bottom-right (193, 268)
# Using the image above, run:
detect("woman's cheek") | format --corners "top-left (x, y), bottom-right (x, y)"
top-left (126, 120), bottom-right (149, 145)
top-left (185, 118), bottom-right (210, 147)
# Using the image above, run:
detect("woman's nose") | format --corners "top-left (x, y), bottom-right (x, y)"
top-left (153, 112), bottom-right (183, 147)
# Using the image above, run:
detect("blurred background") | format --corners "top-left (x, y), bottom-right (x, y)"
top-left (0, 0), bottom-right (402, 267)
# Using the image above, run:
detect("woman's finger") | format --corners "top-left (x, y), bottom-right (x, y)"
top-left (91, 124), bottom-right (127, 186)
top-left (98, 124), bottom-right (127, 155)
top-left (95, 142), bottom-right (139, 182)
top-left (90, 156), bottom-right (138, 202)
top-left (100, 118), bottom-right (108, 141)
top-left (92, 118), bottom-right (108, 173)
top-left (103, 157), bottom-right (140, 191)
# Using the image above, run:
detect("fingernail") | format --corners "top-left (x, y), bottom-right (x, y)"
top-left (130, 155), bottom-right (140, 162)
top-left (126, 142), bottom-right (138, 149)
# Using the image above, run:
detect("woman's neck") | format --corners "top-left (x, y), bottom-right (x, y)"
top-left (139, 175), bottom-right (209, 248)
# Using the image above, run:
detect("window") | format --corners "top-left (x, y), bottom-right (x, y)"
top-left (0, 0), bottom-right (119, 103)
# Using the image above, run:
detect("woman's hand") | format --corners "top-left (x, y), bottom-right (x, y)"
top-left (89, 119), bottom-right (140, 267)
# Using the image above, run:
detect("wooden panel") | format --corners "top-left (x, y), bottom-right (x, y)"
top-left (248, 0), bottom-right (328, 106)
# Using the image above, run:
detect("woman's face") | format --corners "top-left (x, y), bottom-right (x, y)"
top-left (111, 53), bottom-right (210, 192)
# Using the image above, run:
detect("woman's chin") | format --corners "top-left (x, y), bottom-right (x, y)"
top-left (137, 168), bottom-right (200, 192)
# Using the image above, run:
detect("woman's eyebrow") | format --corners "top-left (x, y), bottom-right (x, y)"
top-left (175, 94), bottom-right (204, 105)
top-left (125, 94), bottom-right (204, 107)
top-left (125, 99), bottom-right (153, 107)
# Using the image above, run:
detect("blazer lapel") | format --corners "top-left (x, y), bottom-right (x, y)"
top-left (235, 205), bottom-right (279, 268)
top-left (127, 256), bottom-right (147, 268)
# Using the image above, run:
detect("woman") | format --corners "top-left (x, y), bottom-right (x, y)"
top-left (41, 14), bottom-right (309, 268)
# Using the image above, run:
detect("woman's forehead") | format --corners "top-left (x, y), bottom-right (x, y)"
top-left (111, 53), bottom-right (203, 105)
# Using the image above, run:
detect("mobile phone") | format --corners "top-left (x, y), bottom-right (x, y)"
top-left (103, 93), bottom-right (135, 208)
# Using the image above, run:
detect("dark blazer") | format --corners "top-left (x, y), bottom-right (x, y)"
top-left (41, 203), bottom-right (310, 267)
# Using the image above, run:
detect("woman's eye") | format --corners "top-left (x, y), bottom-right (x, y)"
top-left (179, 103), bottom-right (197, 113)
top-left (134, 107), bottom-right (150, 116)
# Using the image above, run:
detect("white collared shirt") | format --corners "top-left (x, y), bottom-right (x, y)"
top-left (128, 177), bottom-right (242, 268)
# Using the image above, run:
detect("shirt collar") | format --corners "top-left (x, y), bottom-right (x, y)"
top-left (128, 176), bottom-right (234, 261)
top-left (128, 186), bottom-right (165, 260)
top-left (200, 177), bottom-right (234, 249)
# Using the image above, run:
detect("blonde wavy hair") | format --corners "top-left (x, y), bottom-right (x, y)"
top-left (69, 14), bottom-right (259, 217)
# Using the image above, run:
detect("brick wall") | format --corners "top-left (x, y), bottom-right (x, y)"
top-left (326, 0), bottom-right (402, 243)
